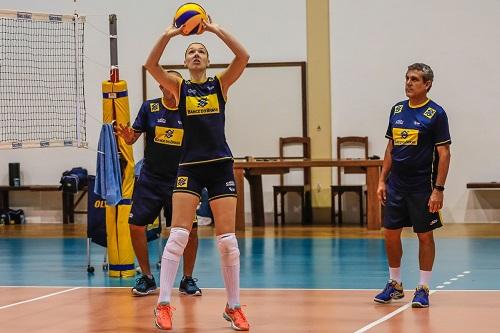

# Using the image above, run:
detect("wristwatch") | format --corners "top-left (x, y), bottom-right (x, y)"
top-left (434, 185), bottom-right (445, 192)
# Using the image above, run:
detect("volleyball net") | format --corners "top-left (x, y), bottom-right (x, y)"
top-left (0, 9), bottom-right (87, 149)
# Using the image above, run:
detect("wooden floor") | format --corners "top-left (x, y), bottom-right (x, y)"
top-left (2, 223), bottom-right (500, 239)
top-left (1, 287), bottom-right (498, 333)
top-left (2, 223), bottom-right (500, 332)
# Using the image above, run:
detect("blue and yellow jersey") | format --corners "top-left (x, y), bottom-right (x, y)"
top-left (385, 99), bottom-right (451, 192)
top-left (132, 98), bottom-right (183, 180)
top-left (178, 76), bottom-right (232, 165)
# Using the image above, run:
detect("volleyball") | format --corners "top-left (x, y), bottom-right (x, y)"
top-left (174, 3), bottom-right (208, 36)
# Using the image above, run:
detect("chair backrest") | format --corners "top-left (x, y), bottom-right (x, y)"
top-left (336, 136), bottom-right (368, 185)
top-left (279, 136), bottom-right (311, 188)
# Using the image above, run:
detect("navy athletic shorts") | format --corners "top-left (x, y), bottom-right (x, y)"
top-left (383, 184), bottom-right (443, 233)
top-left (174, 159), bottom-right (237, 201)
top-left (129, 168), bottom-right (174, 227)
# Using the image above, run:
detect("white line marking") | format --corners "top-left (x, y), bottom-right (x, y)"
top-left (436, 270), bottom-right (472, 290)
top-left (1, 286), bottom-right (498, 293)
top-left (0, 286), bottom-right (382, 291)
top-left (0, 287), bottom-right (81, 310)
top-left (354, 290), bottom-right (436, 333)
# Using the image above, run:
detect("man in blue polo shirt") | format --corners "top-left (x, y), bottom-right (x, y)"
top-left (117, 71), bottom-right (201, 297)
top-left (374, 63), bottom-right (451, 308)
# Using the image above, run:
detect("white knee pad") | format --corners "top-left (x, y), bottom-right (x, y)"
top-left (217, 233), bottom-right (240, 267)
top-left (162, 227), bottom-right (189, 262)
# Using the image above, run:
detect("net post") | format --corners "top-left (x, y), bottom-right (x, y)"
top-left (74, 13), bottom-right (82, 147)
top-left (109, 14), bottom-right (119, 82)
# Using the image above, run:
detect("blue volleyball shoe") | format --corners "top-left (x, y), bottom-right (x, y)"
top-left (374, 280), bottom-right (405, 304)
top-left (411, 285), bottom-right (430, 308)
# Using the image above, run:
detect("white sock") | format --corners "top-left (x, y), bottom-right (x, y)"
top-left (158, 227), bottom-right (189, 304)
top-left (389, 267), bottom-right (401, 284)
top-left (419, 270), bottom-right (432, 287)
top-left (217, 233), bottom-right (240, 309)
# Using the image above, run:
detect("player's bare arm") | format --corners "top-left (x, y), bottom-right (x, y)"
top-left (428, 144), bottom-right (451, 213)
top-left (378, 140), bottom-right (393, 205)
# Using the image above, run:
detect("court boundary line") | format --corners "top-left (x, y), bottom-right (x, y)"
top-left (353, 290), bottom-right (437, 333)
top-left (1, 283), bottom-right (497, 291)
top-left (0, 287), bottom-right (81, 310)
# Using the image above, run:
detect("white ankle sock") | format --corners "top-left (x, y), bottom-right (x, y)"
top-left (419, 270), bottom-right (432, 287)
top-left (389, 267), bottom-right (401, 283)
top-left (158, 227), bottom-right (189, 304)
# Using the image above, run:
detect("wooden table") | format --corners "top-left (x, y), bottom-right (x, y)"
top-left (466, 182), bottom-right (500, 189)
top-left (0, 185), bottom-right (87, 224)
top-left (233, 159), bottom-right (384, 230)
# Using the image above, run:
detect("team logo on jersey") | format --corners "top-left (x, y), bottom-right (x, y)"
top-left (394, 105), bottom-right (403, 114)
top-left (186, 93), bottom-right (220, 116)
top-left (154, 127), bottom-right (184, 146)
top-left (150, 103), bottom-right (160, 112)
top-left (197, 97), bottom-right (209, 107)
top-left (423, 107), bottom-right (436, 119)
top-left (395, 120), bottom-right (404, 125)
top-left (157, 118), bottom-right (166, 124)
top-left (177, 176), bottom-right (188, 188)
top-left (393, 128), bottom-right (419, 145)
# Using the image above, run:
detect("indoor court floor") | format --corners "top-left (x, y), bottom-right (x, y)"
top-left (1, 224), bottom-right (499, 332)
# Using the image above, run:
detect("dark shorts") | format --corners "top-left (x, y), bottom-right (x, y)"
top-left (174, 159), bottom-right (237, 201)
top-left (130, 169), bottom-right (198, 228)
top-left (383, 184), bottom-right (443, 233)
top-left (129, 169), bottom-right (174, 227)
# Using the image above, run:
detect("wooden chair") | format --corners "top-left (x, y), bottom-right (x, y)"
top-left (273, 137), bottom-right (311, 225)
top-left (331, 136), bottom-right (368, 225)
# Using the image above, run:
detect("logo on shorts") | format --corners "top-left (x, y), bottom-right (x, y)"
top-left (226, 181), bottom-right (235, 187)
top-left (177, 176), bottom-right (188, 188)
top-left (228, 187), bottom-right (235, 192)
top-left (430, 219), bottom-right (438, 226)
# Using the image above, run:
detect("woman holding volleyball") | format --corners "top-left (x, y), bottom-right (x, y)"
top-left (145, 8), bottom-right (250, 332)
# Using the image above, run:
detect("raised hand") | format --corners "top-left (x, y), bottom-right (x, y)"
top-left (116, 123), bottom-right (138, 145)
top-left (201, 15), bottom-right (219, 34)
top-left (166, 22), bottom-right (184, 38)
